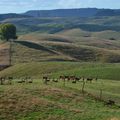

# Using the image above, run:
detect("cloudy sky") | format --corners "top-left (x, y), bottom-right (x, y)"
top-left (0, 0), bottom-right (119, 13)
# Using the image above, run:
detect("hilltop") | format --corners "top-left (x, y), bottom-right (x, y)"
top-left (24, 8), bottom-right (120, 17)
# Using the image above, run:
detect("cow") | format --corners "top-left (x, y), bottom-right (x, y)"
top-left (86, 78), bottom-right (93, 83)
top-left (0, 77), bottom-right (6, 85)
top-left (72, 80), bottom-right (76, 83)
top-left (105, 100), bottom-right (115, 106)
top-left (8, 76), bottom-right (13, 84)
top-left (43, 76), bottom-right (50, 84)
top-left (52, 78), bottom-right (58, 83)
top-left (75, 77), bottom-right (81, 81)
top-left (59, 76), bottom-right (65, 80)
top-left (17, 77), bottom-right (26, 83)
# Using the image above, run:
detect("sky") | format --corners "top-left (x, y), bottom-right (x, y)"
top-left (0, 0), bottom-right (119, 13)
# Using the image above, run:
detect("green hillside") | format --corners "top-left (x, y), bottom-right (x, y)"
top-left (0, 61), bottom-right (120, 120)
top-left (0, 28), bottom-right (120, 65)
top-left (17, 30), bottom-right (120, 63)
top-left (0, 62), bottom-right (120, 80)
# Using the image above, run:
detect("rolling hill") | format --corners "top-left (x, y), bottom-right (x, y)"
top-left (17, 29), bottom-right (120, 63)
top-left (0, 28), bottom-right (120, 65)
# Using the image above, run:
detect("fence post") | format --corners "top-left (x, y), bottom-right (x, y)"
top-left (82, 80), bottom-right (86, 95)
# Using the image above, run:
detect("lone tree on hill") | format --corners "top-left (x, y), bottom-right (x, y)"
top-left (0, 23), bottom-right (17, 66)
top-left (0, 23), bottom-right (17, 41)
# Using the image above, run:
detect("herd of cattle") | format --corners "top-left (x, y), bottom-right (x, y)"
top-left (0, 75), bottom-right (118, 107)
top-left (0, 75), bottom-right (97, 85)
top-left (0, 76), bottom-right (33, 85)
top-left (43, 75), bottom-right (98, 84)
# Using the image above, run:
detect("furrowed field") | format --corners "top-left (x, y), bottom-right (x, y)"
top-left (0, 62), bottom-right (120, 120)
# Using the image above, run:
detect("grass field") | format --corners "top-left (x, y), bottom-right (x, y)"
top-left (0, 62), bottom-right (120, 80)
top-left (0, 78), bottom-right (120, 120)
top-left (0, 61), bottom-right (120, 119)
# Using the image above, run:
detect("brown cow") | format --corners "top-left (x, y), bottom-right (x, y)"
top-left (43, 76), bottom-right (50, 84)
top-left (86, 78), bottom-right (93, 83)
top-left (52, 78), bottom-right (58, 82)
top-left (105, 100), bottom-right (115, 106)
top-left (0, 77), bottom-right (6, 85)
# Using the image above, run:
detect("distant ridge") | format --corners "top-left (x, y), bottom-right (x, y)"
top-left (24, 8), bottom-right (98, 17)
top-left (24, 8), bottom-right (120, 17)
top-left (0, 8), bottom-right (120, 21)
top-left (0, 13), bottom-right (31, 21)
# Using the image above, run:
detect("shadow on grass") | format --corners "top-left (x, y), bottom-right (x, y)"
top-left (14, 40), bottom-right (57, 54)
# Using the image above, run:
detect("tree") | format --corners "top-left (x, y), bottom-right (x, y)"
top-left (0, 23), bottom-right (17, 41)
top-left (0, 23), bottom-right (17, 66)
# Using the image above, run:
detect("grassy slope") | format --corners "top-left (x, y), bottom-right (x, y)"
top-left (0, 42), bottom-right (10, 65)
top-left (0, 62), bottom-right (120, 80)
top-left (0, 79), bottom-right (120, 120)
top-left (0, 39), bottom-right (74, 65)
top-left (0, 28), bottom-right (120, 64)
top-left (18, 30), bottom-right (120, 63)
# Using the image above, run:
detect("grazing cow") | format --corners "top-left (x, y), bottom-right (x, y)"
top-left (75, 77), bottom-right (81, 81)
top-left (17, 77), bottom-right (26, 83)
top-left (0, 77), bottom-right (6, 85)
top-left (65, 76), bottom-right (75, 82)
top-left (0, 77), bottom-right (3, 85)
top-left (105, 100), bottom-right (115, 106)
top-left (43, 76), bottom-right (48, 80)
top-left (28, 80), bottom-right (33, 83)
top-left (86, 78), bottom-right (93, 83)
top-left (72, 80), bottom-right (76, 83)
top-left (65, 76), bottom-right (70, 81)
top-left (60, 75), bottom-right (71, 81)
top-left (81, 76), bottom-right (85, 82)
top-left (95, 77), bottom-right (98, 81)
top-left (26, 77), bottom-right (33, 83)
top-left (52, 78), bottom-right (58, 83)
top-left (59, 76), bottom-right (65, 80)
top-left (43, 76), bottom-right (49, 84)
top-left (8, 76), bottom-right (13, 84)
top-left (17, 80), bottom-right (23, 83)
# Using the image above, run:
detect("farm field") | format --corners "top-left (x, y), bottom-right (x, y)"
top-left (0, 77), bottom-right (120, 120)
top-left (0, 62), bottom-right (120, 120)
